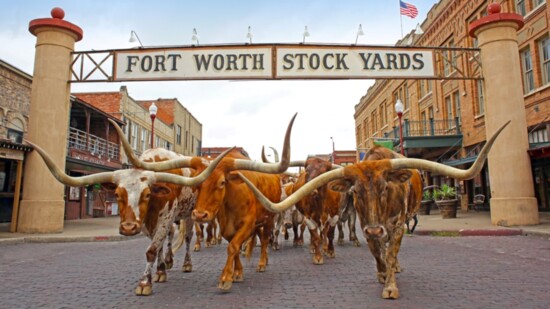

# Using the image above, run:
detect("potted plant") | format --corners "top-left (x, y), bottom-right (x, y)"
top-left (419, 190), bottom-right (433, 215)
top-left (433, 184), bottom-right (458, 218)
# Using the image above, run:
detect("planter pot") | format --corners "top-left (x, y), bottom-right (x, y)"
top-left (435, 199), bottom-right (458, 219)
top-left (419, 200), bottom-right (433, 215)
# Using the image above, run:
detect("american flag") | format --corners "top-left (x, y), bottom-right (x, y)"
top-left (400, 0), bottom-right (418, 19)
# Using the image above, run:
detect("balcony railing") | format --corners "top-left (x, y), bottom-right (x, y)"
top-left (67, 127), bottom-right (120, 160)
top-left (384, 117), bottom-right (461, 139)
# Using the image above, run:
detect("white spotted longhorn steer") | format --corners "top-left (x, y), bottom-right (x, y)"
top-left (26, 119), bottom-right (231, 296)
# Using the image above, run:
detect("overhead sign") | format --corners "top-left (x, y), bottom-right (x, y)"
top-left (112, 44), bottom-right (436, 81)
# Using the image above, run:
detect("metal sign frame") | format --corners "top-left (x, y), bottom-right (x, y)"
top-left (70, 43), bottom-right (482, 83)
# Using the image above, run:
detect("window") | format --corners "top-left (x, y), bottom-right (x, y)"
top-left (7, 129), bottom-right (23, 143)
top-left (539, 36), bottom-right (550, 85)
top-left (131, 123), bottom-right (138, 149)
top-left (516, 0), bottom-right (526, 16)
top-left (476, 79), bottom-right (485, 116)
top-left (445, 96), bottom-right (453, 122)
top-left (371, 110), bottom-right (377, 135)
top-left (421, 111), bottom-right (427, 134)
top-left (453, 91), bottom-right (461, 126)
top-left (521, 48), bottom-right (535, 93)
top-left (379, 102), bottom-right (387, 126)
top-left (533, 0), bottom-right (545, 9)
top-left (442, 40), bottom-right (456, 77)
top-left (528, 127), bottom-right (548, 143)
top-left (176, 125), bottom-right (182, 145)
top-left (140, 129), bottom-right (147, 151)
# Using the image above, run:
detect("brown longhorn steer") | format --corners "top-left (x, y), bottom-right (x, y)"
top-left (336, 187), bottom-right (360, 247)
top-left (26, 123), bottom-right (230, 296)
top-left (285, 157), bottom-right (344, 264)
top-left (238, 121), bottom-right (509, 299)
top-left (189, 113), bottom-right (296, 291)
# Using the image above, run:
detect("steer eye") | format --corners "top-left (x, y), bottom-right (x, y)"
top-left (145, 193), bottom-right (151, 199)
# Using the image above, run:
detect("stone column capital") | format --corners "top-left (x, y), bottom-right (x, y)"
top-left (28, 7), bottom-right (83, 41)
top-left (469, 3), bottom-right (524, 38)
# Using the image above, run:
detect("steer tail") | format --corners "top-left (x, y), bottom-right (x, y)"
top-left (172, 219), bottom-right (186, 253)
top-left (244, 235), bottom-right (256, 261)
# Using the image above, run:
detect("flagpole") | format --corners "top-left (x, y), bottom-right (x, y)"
top-left (399, 0), bottom-right (404, 39)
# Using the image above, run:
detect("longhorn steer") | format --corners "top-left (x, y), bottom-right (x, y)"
top-left (238, 121), bottom-right (509, 299)
top-left (189, 113), bottom-right (296, 291)
top-left (363, 146), bottom-right (423, 236)
top-left (287, 157), bottom-right (343, 264)
top-left (336, 188), bottom-right (360, 247)
top-left (26, 121), bottom-right (229, 296)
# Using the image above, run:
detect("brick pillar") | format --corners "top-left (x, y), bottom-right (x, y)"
top-left (469, 3), bottom-right (539, 226)
top-left (17, 8), bottom-right (83, 233)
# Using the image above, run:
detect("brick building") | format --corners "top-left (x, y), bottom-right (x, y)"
top-left (354, 0), bottom-right (550, 211)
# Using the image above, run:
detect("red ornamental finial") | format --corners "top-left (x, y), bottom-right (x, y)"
top-left (488, 2), bottom-right (501, 14)
top-left (51, 7), bottom-right (65, 19)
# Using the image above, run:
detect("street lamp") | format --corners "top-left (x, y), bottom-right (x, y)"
top-left (395, 99), bottom-right (404, 155)
top-left (128, 30), bottom-right (143, 48)
top-left (302, 26), bottom-right (310, 43)
top-left (355, 24), bottom-right (364, 44)
top-left (149, 102), bottom-right (158, 148)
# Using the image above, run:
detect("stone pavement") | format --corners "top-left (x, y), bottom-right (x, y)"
top-left (1, 209), bottom-right (549, 244)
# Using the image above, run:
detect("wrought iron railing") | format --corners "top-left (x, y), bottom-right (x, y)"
top-left (67, 127), bottom-right (120, 160)
top-left (384, 117), bottom-right (461, 139)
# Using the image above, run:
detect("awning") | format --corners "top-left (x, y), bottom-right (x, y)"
top-left (443, 155), bottom-right (477, 167)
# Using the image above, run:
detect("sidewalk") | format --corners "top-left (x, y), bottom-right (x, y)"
top-left (1, 210), bottom-right (549, 244)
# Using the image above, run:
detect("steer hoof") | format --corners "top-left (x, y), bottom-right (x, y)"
top-left (353, 240), bottom-right (361, 247)
top-left (382, 287), bottom-right (399, 299)
top-left (218, 280), bottom-right (233, 291)
top-left (165, 260), bottom-right (173, 270)
top-left (182, 263), bottom-right (192, 273)
top-left (325, 250), bottom-right (336, 258)
top-left (256, 264), bottom-right (267, 272)
top-left (312, 256), bottom-right (324, 265)
top-left (193, 244), bottom-right (201, 252)
top-left (153, 271), bottom-right (167, 283)
top-left (234, 273), bottom-right (244, 282)
top-left (135, 283), bottom-right (153, 296)
top-left (272, 242), bottom-right (280, 251)
top-left (337, 239), bottom-right (344, 246)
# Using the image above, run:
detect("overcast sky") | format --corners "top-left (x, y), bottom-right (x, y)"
top-left (0, 0), bottom-right (437, 161)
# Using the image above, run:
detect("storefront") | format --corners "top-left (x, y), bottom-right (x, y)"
top-left (0, 141), bottom-right (32, 232)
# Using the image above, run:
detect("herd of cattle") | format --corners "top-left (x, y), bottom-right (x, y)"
top-left (26, 114), bottom-right (509, 299)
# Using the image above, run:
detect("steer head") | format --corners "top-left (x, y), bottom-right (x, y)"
top-left (328, 162), bottom-right (412, 240)
top-left (191, 113), bottom-right (297, 223)
top-left (25, 129), bottom-right (232, 236)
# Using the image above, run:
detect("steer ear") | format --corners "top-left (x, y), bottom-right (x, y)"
top-left (386, 170), bottom-right (412, 183)
top-left (328, 179), bottom-right (353, 192)
top-left (151, 184), bottom-right (172, 198)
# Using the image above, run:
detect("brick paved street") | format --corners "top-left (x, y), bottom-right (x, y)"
top-left (1, 233), bottom-right (549, 309)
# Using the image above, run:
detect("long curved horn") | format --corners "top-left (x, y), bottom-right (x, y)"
top-left (108, 118), bottom-right (212, 171)
top-left (25, 140), bottom-right (114, 186)
top-left (389, 120), bottom-right (510, 179)
top-left (237, 167), bottom-right (345, 212)
top-left (152, 147), bottom-right (235, 186)
top-left (260, 146), bottom-right (280, 163)
top-left (233, 113), bottom-right (296, 173)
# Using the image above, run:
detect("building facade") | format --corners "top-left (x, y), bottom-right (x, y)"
top-left (354, 0), bottom-right (550, 211)
top-left (0, 59), bottom-right (32, 228)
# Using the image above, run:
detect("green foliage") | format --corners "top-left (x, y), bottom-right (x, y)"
top-left (433, 184), bottom-right (457, 201)
top-left (422, 190), bottom-right (432, 201)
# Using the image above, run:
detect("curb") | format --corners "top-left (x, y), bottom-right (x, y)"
top-left (0, 234), bottom-right (143, 245)
top-left (413, 228), bottom-right (523, 237)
